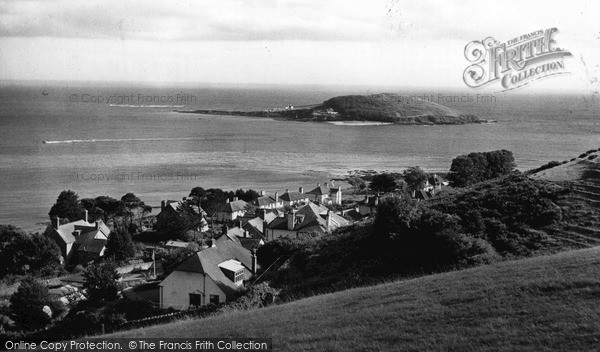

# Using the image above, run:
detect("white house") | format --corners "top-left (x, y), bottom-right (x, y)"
top-left (44, 212), bottom-right (110, 264)
top-left (306, 183), bottom-right (342, 205)
top-left (278, 188), bottom-right (310, 207)
top-left (254, 191), bottom-right (284, 210)
top-left (216, 197), bottom-right (249, 222)
top-left (159, 240), bottom-right (257, 309)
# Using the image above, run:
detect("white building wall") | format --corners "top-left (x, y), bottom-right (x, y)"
top-left (160, 271), bottom-right (227, 309)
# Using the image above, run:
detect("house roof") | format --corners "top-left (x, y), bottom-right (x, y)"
top-left (239, 238), bottom-right (264, 251)
top-left (259, 211), bottom-right (278, 224)
top-left (279, 191), bottom-right (307, 202)
top-left (44, 219), bottom-right (110, 246)
top-left (242, 222), bottom-right (265, 240)
top-left (158, 201), bottom-right (205, 218)
top-left (75, 228), bottom-right (108, 254)
top-left (266, 202), bottom-right (351, 233)
top-left (256, 195), bottom-right (278, 207)
top-left (218, 200), bottom-right (249, 213)
top-left (216, 231), bottom-right (242, 246)
top-left (165, 240), bottom-right (191, 248)
top-left (306, 185), bottom-right (330, 196)
top-left (167, 240), bottom-right (254, 297)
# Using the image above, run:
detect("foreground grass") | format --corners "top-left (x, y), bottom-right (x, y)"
top-left (106, 247), bottom-right (600, 351)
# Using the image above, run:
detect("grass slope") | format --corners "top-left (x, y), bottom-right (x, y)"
top-left (106, 247), bottom-right (600, 351)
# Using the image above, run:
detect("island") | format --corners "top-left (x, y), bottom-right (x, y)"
top-left (176, 93), bottom-right (490, 125)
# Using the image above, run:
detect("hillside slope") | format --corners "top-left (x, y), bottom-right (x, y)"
top-left (106, 247), bottom-right (600, 351)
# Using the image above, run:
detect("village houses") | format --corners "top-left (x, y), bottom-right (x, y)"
top-left (44, 210), bottom-right (111, 264)
top-left (159, 239), bottom-right (258, 309)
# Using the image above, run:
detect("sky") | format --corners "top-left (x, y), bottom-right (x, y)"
top-left (1, 0), bottom-right (599, 91)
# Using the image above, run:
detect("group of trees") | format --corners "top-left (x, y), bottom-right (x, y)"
top-left (0, 225), bottom-right (62, 279)
top-left (49, 190), bottom-right (151, 233)
top-left (188, 187), bottom-right (259, 217)
top-left (448, 150), bottom-right (515, 187)
top-left (366, 166), bottom-right (429, 195)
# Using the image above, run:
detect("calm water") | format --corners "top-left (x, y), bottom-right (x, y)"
top-left (1, 82), bottom-right (599, 232)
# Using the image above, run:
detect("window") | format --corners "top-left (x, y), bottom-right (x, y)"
top-left (209, 294), bottom-right (220, 304)
top-left (234, 269), bottom-right (244, 283)
top-left (189, 293), bottom-right (201, 307)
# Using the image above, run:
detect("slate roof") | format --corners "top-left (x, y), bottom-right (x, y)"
top-left (306, 185), bottom-right (330, 196)
top-left (256, 195), bottom-right (278, 207)
top-left (75, 228), bottom-right (107, 254)
top-left (279, 191), bottom-right (307, 202)
top-left (167, 240), bottom-right (254, 297)
top-left (44, 220), bottom-right (110, 246)
top-left (239, 238), bottom-right (264, 251)
top-left (216, 231), bottom-right (242, 246)
top-left (165, 240), bottom-right (191, 248)
top-left (218, 200), bottom-right (249, 213)
top-left (266, 202), bottom-right (351, 233)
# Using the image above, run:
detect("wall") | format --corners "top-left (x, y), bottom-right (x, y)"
top-left (160, 271), bottom-right (226, 309)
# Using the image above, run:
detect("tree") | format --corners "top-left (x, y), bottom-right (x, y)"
top-left (347, 176), bottom-right (367, 193)
top-left (83, 262), bottom-right (120, 305)
top-left (48, 190), bottom-right (85, 222)
top-left (369, 173), bottom-right (398, 194)
top-left (403, 166), bottom-right (428, 191)
top-left (93, 196), bottom-right (127, 225)
top-left (10, 276), bottom-right (51, 329)
top-left (448, 150), bottom-right (515, 187)
top-left (104, 229), bottom-right (135, 263)
top-left (121, 193), bottom-right (147, 229)
top-left (0, 226), bottom-right (61, 278)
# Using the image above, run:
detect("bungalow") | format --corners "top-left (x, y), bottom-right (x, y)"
top-left (278, 188), bottom-right (310, 207)
top-left (44, 212), bottom-right (110, 264)
top-left (254, 191), bottom-right (284, 210)
top-left (159, 240), bottom-right (258, 309)
top-left (216, 197), bottom-right (249, 222)
top-left (306, 183), bottom-right (342, 205)
top-left (265, 202), bottom-right (351, 241)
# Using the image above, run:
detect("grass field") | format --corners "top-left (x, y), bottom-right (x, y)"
top-left (105, 246), bottom-right (600, 351)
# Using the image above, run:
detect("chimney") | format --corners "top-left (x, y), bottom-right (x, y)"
top-left (95, 220), bottom-right (100, 230)
top-left (299, 187), bottom-right (304, 194)
top-left (222, 224), bottom-right (228, 235)
top-left (326, 210), bottom-right (333, 232)
top-left (233, 196), bottom-right (238, 202)
top-left (411, 190), bottom-right (416, 198)
top-left (259, 208), bottom-right (266, 220)
top-left (274, 192), bottom-right (279, 204)
top-left (54, 216), bottom-right (60, 229)
top-left (239, 219), bottom-right (243, 229)
top-left (317, 183), bottom-right (320, 188)
top-left (374, 196), bottom-right (379, 206)
top-left (226, 198), bottom-right (230, 204)
top-left (244, 230), bottom-right (249, 238)
top-left (161, 200), bottom-right (166, 211)
top-left (286, 211), bottom-right (296, 230)
top-left (262, 220), bottom-right (268, 235)
top-left (260, 190), bottom-right (265, 196)
top-left (84, 210), bottom-right (88, 223)
top-left (251, 249), bottom-right (257, 275)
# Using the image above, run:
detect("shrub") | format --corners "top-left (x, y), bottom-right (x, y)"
top-left (9, 276), bottom-right (51, 329)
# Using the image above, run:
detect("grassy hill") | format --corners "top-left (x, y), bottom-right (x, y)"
top-left (317, 93), bottom-right (484, 124)
top-left (106, 246), bottom-right (600, 351)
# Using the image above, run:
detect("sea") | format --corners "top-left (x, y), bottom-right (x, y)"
top-left (1, 82), bottom-right (599, 233)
